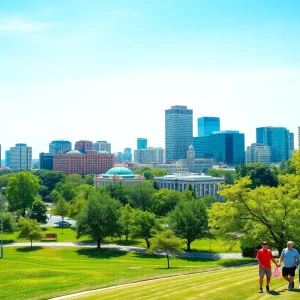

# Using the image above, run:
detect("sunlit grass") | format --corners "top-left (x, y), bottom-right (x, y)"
top-left (0, 247), bottom-right (252, 300)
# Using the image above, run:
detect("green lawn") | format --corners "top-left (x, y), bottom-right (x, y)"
top-left (0, 247), bottom-right (252, 300)
top-left (69, 266), bottom-right (300, 300)
top-left (3, 229), bottom-right (241, 253)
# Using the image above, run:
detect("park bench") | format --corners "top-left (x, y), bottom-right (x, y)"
top-left (41, 233), bottom-right (57, 242)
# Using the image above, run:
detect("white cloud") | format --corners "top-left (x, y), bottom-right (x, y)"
top-left (0, 17), bottom-right (56, 34)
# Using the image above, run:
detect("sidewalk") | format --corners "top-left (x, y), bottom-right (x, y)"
top-left (4, 242), bottom-right (244, 259)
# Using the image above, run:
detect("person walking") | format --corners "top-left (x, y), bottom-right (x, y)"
top-left (279, 241), bottom-right (299, 291)
top-left (256, 241), bottom-right (280, 293)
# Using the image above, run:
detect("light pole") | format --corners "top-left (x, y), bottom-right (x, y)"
top-left (0, 187), bottom-right (5, 259)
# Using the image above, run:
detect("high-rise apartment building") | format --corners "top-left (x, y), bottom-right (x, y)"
top-left (256, 127), bottom-right (291, 162)
top-left (198, 117), bottom-right (220, 137)
top-left (92, 141), bottom-right (111, 153)
top-left (49, 140), bottom-right (72, 154)
top-left (193, 131), bottom-right (245, 165)
top-left (246, 143), bottom-right (271, 164)
top-left (134, 147), bottom-right (164, 164)
top-left (9, 143), bottom-right (32, 172)
top-left (137, 138), bottom-right (148, 150)
top-left (165, 105), bottom-right (193, 162)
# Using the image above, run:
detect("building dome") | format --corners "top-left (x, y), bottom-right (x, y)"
top-left (103, 167), bottom-right (134, 178)
top-left (65, 150), bottom-right (82, 154)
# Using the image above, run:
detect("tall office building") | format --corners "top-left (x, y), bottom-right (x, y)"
top-left (165, 105), bottom-right (193, 162)
top-left (256, 127), bottom-right (291, 162)
top-left (0, 144), bottom-right (1, 167)
top-left (134, 147), bottom-right (164, 164)
top-left (193, 131), bottom-right (245, 165)
top-left (75, 140), bottom-right (92, 152)
top-left (246, 143), bottom-right (271, 164)
top-left (40, 153), bottom-right (54, 170)
top-left (92, 141), bottom-right (111, 153)
top-left (5, 150), bottom-right (10, 168)
top-left (9, 143), bottom-right (32, 172)
top-left (49, 140), bottom-right (72, 154)
top-left (122, 148), bottom-right (132, 162)
top-left (137, 138), bottom-right (148, 150)
top-left (198, 117), bottom-right (220, 137)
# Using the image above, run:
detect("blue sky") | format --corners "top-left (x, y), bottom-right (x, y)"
top-left (1, 0), bottom-right (300, 157)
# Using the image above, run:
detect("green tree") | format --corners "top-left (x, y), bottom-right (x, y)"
top-left (201, 195), bottom-right (217, 207)
top-left (69, 198), bottom-right (85, 220)
top-left (76, 190), bottom-right (121, 249)
top-left (134, 167), bottom-right (167, 180)
top-left (120, 204), bottom-right (133, 241)
top-left (104, 183), bottom-right (129, 205)
top-left (56, 182), bottom-right (77, 201)
top-left (0, 173), bottom-right (14, 189)
top-left (29, 199), bottom-right (48, 224)
top-left (128, 181), bottom-right (155, 211)
top-left (206, 169), bottom-right (236, 184)
top-left (170, 199), bottom-right (208, 251)
top-left (209, 176), bottom-right (300, 255)
top-left (18, 217), bottom-right (42, 247)
top-left (130, 209), bottom-right (160, 248)
top-left (39, 185), bottom-right (49, 200)
top-left (0, 168), bottom-right (12, 176)
top-left (186, 184), bottom-right (196, 198)
top-left (49, 189), bottom-right (61, 204)
top-left (151, 189), bottom-right (182, 216)
top-left (84, 174), bottom-right (94, 185)
top-left (53, 197), bottom-right (69, 222)
top-left (148, 230), bottom-right (184, 268)
top-left (6, 171), bottom-right (40, 216)
top-left (2, 212), bottom-right (17, 233)
top-left (235, 163), bottom-right (278, 188)
top-left (33, 170), bottom-right (65, 193)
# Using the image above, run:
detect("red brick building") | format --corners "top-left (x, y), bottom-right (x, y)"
top-left (53, 149), bottom-right (114, 175)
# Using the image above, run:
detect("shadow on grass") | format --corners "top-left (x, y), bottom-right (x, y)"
top-left (218, 259), bottom-right (254, 267)
top-left (16, 246), bottom-right (43, 253)
top-left (267, 291), bottom-right (281, 296)
top-left (108, 239), bottom-right (142, 246)
top-left (76, 248), bottom-right (127, 259)
top-left (3, 240), bottom-right (15, 244)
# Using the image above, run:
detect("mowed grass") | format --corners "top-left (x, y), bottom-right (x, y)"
top-left (69, 266), bottom-right (300, 300)
top-left (0, 247), bottom-right (252, 300)
top-left (3, 229), bottom-right (241, 253)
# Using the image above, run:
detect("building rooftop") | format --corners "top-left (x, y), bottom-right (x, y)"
top-left (65, 150), bottom-right (82, 154)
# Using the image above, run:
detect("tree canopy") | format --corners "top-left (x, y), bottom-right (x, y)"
top-left (6, 171), bottom-right (40, 216)
top-left (170, 199), bottom-right (208, 251)
top-left (29, 199), bottom-right (48, 224)
top-left (18, 217), bottom-right (42, 247)
top-left (76, 190), bottom-right (121, 248)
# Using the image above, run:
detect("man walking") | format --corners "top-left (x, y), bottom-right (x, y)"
top-left (279, 241), bottom-right (299, 291)
top-left (256, 241), bottom-right (279, 293)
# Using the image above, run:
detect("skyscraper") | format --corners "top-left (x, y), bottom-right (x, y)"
top-left (193, 131), bottom-right (245, 165)
top-left (122, 148), bottom-right (132, 162)
top-left (5, 150), bottom-right (10, 168)
top-left (49, 140), bottom-right (72, 154)
top-left (198, 117), bottom-right (220, 137)
top-left (134, 147), bottom-right (164, 164)
top-left (256, 127), bottom-right (291, 162)
top-left (9, 143), bottom-right (32, 172)
top-left (137, 138), bottom-right (147, 150)
top-left (165, 105), bottom-right (193, 162)
top-left (92, 141), bottom-right (111, 153)
top-left (246, 143), bottom-right (271, 164)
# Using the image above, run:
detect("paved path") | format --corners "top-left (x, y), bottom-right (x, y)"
top-left (4, 242), bottom-right (244, 259)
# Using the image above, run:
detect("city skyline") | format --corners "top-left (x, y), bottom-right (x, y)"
top-left (1, 1), bottom-right (300, 157)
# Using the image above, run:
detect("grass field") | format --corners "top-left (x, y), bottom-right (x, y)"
top-left (0, 247), bottom-right (252, 300)
top-left (3, 228), bottom-right (241, 253)
top-left (68, 266), bottom-right (300, 300)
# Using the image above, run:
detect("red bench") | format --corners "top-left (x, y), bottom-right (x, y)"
top-left (41, 233), bottom-right (57, 241)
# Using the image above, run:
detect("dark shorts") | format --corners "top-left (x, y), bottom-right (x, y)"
top-left (282, 266), bottom-right (296, 277)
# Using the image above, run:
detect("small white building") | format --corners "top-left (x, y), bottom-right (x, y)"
top-left (153, 173), bottom-right (225, 200)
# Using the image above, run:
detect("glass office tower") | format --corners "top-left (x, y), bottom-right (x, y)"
top-left (137, 138), bottom-right (147, 150)
top-left (198, 117), bottom-right (220, 137)
top-left (256, 127), bottom-right (290, 162)
top-left (193, 131), bottom-right (245, 165)
top-left (165, 105), bottom-right (193, 162)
